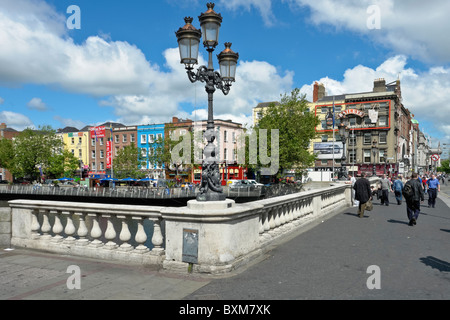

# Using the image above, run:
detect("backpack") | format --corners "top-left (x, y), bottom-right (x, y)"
top-left (402, 182), bottom-right (414, 200)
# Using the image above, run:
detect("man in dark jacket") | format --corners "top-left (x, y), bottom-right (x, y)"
top-left (353, 172), bottom-right (372, 218)
top-left (404, 172), bottom-right (425, 226)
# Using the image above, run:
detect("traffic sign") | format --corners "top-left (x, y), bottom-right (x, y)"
top-left (431, 154), bottom-right (440, 162)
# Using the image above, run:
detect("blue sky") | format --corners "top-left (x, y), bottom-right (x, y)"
top-left (0, 0), bottom-right (449, 150)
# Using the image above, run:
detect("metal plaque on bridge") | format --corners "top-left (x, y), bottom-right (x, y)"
top-left (182, 229), bottom-right (198, 264)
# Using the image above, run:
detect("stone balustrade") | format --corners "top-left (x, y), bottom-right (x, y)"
top-left (9, 201), bottom-right (165, 265)
top-left (7, 180), bottom-right (376, 274)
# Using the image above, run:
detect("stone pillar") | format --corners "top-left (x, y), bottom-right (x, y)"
top-left (0, 208), bottom-right (11, 248)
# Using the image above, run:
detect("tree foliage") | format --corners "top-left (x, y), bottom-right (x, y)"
top-left (113, 144), bottom-right (144, 179)
top-left (0, 126), bottom-right (74, 181)
top-left (253, 88), bottom-right (320, 178)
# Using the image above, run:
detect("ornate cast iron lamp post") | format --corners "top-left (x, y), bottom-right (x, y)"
top-left (338, 123), bottom-right (349, 180)
top-left (176, 3), bottom-right (239, 202)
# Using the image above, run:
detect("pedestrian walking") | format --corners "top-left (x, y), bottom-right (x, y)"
top-left (403, 172), bottom-right (424, 226)
top-left (379, 174), bottom-right (392, 206)
top-left (422, 175), bottom-right (428, 194)
top-left (392, 175), bottom-right (404, 205)
top-left (427, 174), bottom-right (440, 208)
top-left (348, 174), bottom-right (358, 207)
top-left (353, 172), bottom-right (373, 218)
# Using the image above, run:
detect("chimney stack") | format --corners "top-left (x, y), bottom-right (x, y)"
top-left (313, 82), bottom-right (326, 102)
top-left (373, 78), bottom-right (386, 93)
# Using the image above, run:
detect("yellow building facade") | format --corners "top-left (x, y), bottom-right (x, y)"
top-left (60, 130), bottom-right (90, 170)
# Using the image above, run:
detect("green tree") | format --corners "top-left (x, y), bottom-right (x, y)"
top-left (113, 144), bottom-right (144, 179)
top-left (437, 159), bottom-right (450, 174)
top-left (0, 138), bottom-right (15, 178)
top-left (253, 88), bottom-right (320, 179)
top-left (47, 149), bottom-right (80, 178)
top-left (11, 126), bottom-right (63, 181)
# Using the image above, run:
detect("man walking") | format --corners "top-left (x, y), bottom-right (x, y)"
top-left (380, 174), bottom-right (392, 206)
top-left (427, 174), bottom-right (440, 208)
top-left (353, 172), bottom-right (372, 218)
top-left (404, 172), bottom-right (424, 226)
top-left (393, 175), bottom-right (404, 205)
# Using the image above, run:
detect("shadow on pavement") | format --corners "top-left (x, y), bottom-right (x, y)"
top-left (420, 256), bottom-right (450, 272)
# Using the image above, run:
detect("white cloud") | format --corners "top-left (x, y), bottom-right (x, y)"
top-left (53, 116), bottom-right (85, 130)
top-left (218, 0), bottom-right (276, 27)
top-left (289, 0), bottom-right (450, 64)
top-left (27, 97), bottom-right (48, 111)
top-left (0, 0), bottom-right (155, 97)
top-left (0, 111), bottom-right (34, 130)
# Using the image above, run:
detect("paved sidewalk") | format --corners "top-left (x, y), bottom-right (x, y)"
top-left (1, 186), bottom-right (449, 300)
top-left (0, 250), bottom-right (210, 300)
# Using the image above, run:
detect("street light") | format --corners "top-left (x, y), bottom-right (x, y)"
top-left (338, 123), bottom-right (349, 180)
top-left (176, 3), bottom-right (239, 202)
top-left (372, 140), bottom-right (378, 177)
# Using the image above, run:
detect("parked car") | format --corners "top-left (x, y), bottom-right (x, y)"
top-left (228, 180), bottom-right (254, 189)
top-left (246, 179), bottom-right (264, 187)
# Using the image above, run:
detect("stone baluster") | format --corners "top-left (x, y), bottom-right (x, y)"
top-left (88, 213), bottom-right (103, 247)
top-left (31, 209), bottom-right (41, 239)
top-left (268, 207), bottom-right (276, 234)
top-left (40, 209), bottom-right (52, 240)
top-left (150, 218), bottom-right (164, 253)
top-left (133, 216), bottom-right (149, 253)
top-left (63, 211), bottom-right (76, 244)
top-left (75, 212), bottom-right (89, 246)
top-left (51, 210), bottom-right (64, 242)
top-left (259, 211), bottom-right (265, 235)
top-left (279, 204), bottom-right (286, 227)
top-left (102, 214), bottom-right (117, 249)
top-left (117, 215), bottom-right (133, 251)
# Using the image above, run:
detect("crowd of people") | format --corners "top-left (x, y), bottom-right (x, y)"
top-left (350, 172), bottom-right (446, 227)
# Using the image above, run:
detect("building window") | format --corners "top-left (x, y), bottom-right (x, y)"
top-left (379, 132), bottom-right (387, 144)
top-left (123, 134), bottom-right (127, 143)
top-left (79, 137), bottom-right (82, 144)
top-left (364, 150), bottom-right (371, 163)
top-left (71, 149), bottom-right (75, 155)
top-left (149, 134), bottom-right (155, 143)
top-left (91, 138), bottom-right (95, 146)
top-left (78, 149), bottom-right (82, 158)
top-left (92, 150), bottom-right (95, 159)
top-left (349, 150), bottom-right (356, 163)
top-left (364, 133), bottom-right (372, 144)
top-left (141, 134), bottom-right (147, 144)
top-left (322, 135), bottom-right (328, 142)
top-left (130, 134), bottom-right (135, 142)
top-left (379, 116), bottom-right (388, 126)
top-left (115, 135), bottom-right (119, 143)
top-left (100, 137), bottom-right (104, 146)
top-left (100, 150), bottom-right (104, 158)
top-left (156, 133), bottom-right (162, 140)
top-left (349, 134), bottom-right (356, 146)
top-left (100, 162), bottom-right (104, 170)
top-left (379, 149), bottom-right (386, 163)
top-left (321, 120), bottom-right (327, 129)
top-left (92, 162), bottom-right (96, 170)
top-left (224, 130), bottom-right (227, 142)
top-left (321, 107), bottom-right (327, 114)
top-left (232, 132), bottom-right (236, 143)
top-left (141, 148), bottom-right (147, 157)
top-left (321, 160), bottom-right (328, 165)
top-left (71, 137), bottom-right (75, 144)
top-left (115, 147), bottom-right (119, 156)
top-left (335, 106), bottom-right (342, 113)
top-left (223, 148), bottom-right (227, 160)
